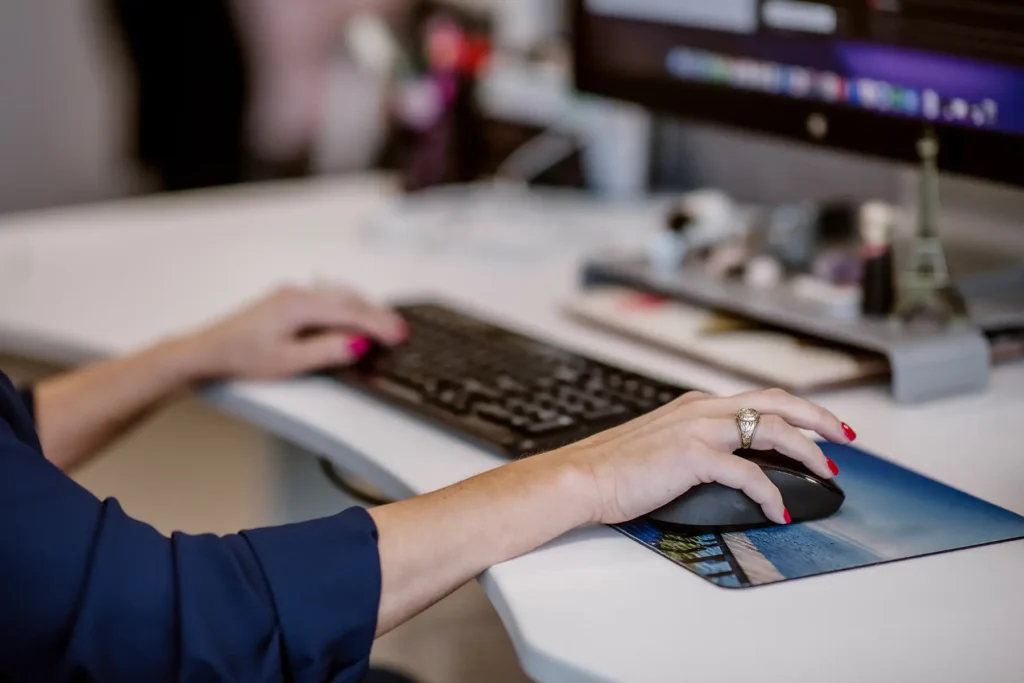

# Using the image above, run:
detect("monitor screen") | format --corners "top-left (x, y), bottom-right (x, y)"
top-left (574, 0), bottom-right (1024, 186)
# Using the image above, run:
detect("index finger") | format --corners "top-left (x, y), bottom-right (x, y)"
top-left (699, 389), bottom-right (852, 445)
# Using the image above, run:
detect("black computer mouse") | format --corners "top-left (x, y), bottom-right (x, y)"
top-left (647, 449), bottom-right (845, 532)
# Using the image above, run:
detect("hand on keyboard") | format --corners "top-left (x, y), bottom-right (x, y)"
top-left (194, 285), bottom-right (407, 381)
top-left (337, 303), bottom-right (685, 458)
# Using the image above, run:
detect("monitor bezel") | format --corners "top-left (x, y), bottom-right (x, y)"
top-left (572, 0), bottom-right (1024, 189)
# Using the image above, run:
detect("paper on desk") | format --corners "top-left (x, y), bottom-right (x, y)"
top-left (564, 287), bottom-right (888, 393)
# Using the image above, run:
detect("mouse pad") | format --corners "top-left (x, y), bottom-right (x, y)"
top-left (614, 443), bottom-right (1024, 589)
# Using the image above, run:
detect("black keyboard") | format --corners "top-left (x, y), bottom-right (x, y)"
top-left (334, 302), bottom-right (694, 459)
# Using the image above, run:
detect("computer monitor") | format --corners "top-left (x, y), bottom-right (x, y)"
top-left (573, 1), bottom-right (1024, 188)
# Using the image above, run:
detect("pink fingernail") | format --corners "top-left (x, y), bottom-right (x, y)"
top-left (348, 337), bottom-right (371, 357)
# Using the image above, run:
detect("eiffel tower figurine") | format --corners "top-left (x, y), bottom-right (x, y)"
top-left (893, 127), bottom-right (967, 326)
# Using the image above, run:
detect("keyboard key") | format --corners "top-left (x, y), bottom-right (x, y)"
top-left (475, 404), bottom-right (522, 428)
top-left (582, 405), bottom-right (631, 422)
top-left (526, 415), bottom-right (576, 435)
top-left (335, 302), bottom-right (694, 459)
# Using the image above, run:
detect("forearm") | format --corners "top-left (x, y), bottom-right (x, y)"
top-left (368, 449), bottom-right (595, 636)
top-left (33, 336), bottom-right (209, 471)
top-left (31, 285), bottom-right (408, 472)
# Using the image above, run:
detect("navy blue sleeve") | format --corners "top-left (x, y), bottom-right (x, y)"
top-left (18, 386), bottom-right (35, 423)
top-left (0, 379), bottom-right (381, 682)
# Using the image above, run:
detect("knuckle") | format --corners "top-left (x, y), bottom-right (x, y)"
top-left (762, 387), bottom-right (791, 403)
top-left (275, 284), bottom-right (302, 300)
top-left (791, 395), bottom-right (820, 416)
top-left (747, 468), bottom-right (779, 497)
top-left (339, 287), bottom-right (366, 304)
top-left (759, 414), bottom-right (784, 437)
top-left (739, 457), bottom-right (764, 479)
top-left (815, 405), bottom-right (837, 425)
top-left (691, 449), bottom-right (719, 482)
top-left (273, 288), bottom-right (305, 312)
top-left (278, 346), bottom-right (302, 369)
top-left (333, 291), bottom-right (358, 308)
top-left (691, 416), bottom-right (716, 434)
top-left (688, 441), bottom-right (715, 460)
top-left (740, 455), bottom-right (761, 471)
top-left (283, 292), bottom-right (314, 316)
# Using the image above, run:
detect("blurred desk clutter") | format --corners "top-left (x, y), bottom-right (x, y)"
top-left (362, 2), bottom-right (646, 199)
top-left (356, 177), bottom-right (1024, 403)
top-left (360, 182), bottom-right (667, 260)
top-left (581, 186), bottom-right (1024, 404)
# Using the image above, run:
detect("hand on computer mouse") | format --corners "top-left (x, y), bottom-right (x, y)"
top-left (186, 284), bottom-right (408, 381)
top-left (563, 389), bottom-right (853, 527)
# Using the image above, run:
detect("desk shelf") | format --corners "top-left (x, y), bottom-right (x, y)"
top-left (582, 255), bottom-right (992, 404)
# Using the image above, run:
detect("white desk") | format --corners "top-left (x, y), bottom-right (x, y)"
top-left (1, 176), bottom-right (1022, 683)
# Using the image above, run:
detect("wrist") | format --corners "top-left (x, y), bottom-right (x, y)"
top-left (532, 445), bottom-right (603, 530)
top-left (149, 332), bottom-right (225, 388)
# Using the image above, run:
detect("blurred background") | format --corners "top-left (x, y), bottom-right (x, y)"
top-left (0, 0), bottom-right (916, 218)
top-left (2, 1), bottom-right (1023, 681)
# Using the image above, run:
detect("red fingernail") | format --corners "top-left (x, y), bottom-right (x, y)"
top-left (842, 423), bottom-right (857, 442)
top-left (349, 336), bottom-right (371, 357)
top-left (827, 458), bottom-right (840, 476)
top-left (784, 509), bottom-right (792, 525)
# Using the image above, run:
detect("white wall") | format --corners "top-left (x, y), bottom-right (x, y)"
top-left (0, 0), bottom-right (134, 214)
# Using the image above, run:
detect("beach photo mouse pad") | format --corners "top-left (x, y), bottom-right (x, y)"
top-left (615, 443), bottom-right (1024, 589)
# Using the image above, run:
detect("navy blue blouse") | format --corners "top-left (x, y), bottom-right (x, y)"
top-left (0, 371), bottom-right (382, 682)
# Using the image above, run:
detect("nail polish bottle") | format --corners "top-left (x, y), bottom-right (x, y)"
top-left (859, 202), bottom-right (896, 318)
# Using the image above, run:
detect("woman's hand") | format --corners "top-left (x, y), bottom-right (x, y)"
top-left (563, 389), bottom-right (855, 526)
top-left (190, 285), bottom-right (407, 381)
top-left (34, 284), bottom-right (404, 471)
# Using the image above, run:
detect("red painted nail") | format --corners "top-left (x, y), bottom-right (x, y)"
top-left (348, 337), bottom-right (371, 357)
top-left (842, 423), bottom-right (857, 442)
top-left (827, 458), bottom-right (840, 476)
top-left (784, 509), bottom-right (792, 525)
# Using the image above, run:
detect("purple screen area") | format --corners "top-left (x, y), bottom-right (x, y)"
top-left (835, 41), bottom-right (1024, 134)
top-left (584, 13), bottom-right (1024, 138)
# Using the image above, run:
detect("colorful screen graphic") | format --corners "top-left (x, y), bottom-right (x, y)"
top-left (616, 443), bottom-right (1024, 589)
top-left (583, 0), bottom-right (1024, 137)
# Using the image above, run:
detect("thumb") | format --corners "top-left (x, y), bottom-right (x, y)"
top-left (286, 333), bottom-right (372, 374)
